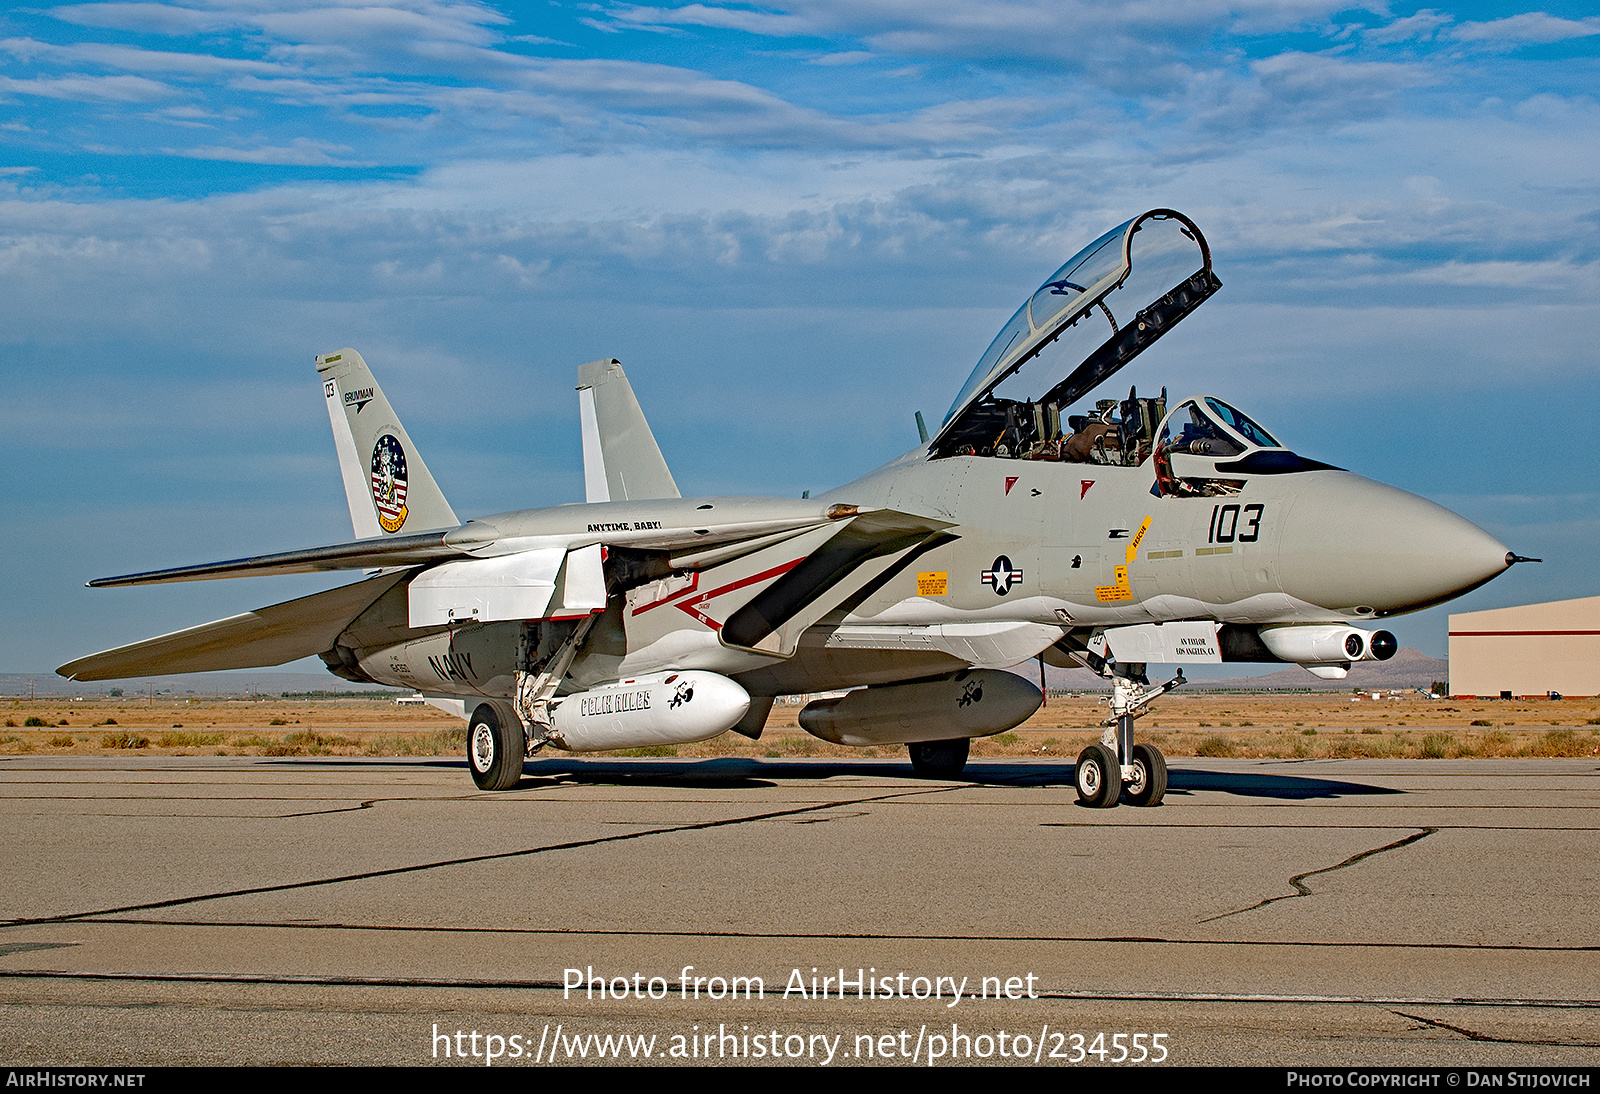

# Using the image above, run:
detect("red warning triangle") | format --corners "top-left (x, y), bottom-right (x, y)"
top-left (1080, 480), bottom-right (1095, 499)
top-left (1004, 476), bottom-right (1019, 496)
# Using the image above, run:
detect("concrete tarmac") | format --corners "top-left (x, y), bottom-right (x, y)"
top-left (1, 750), bottom-right (1597, 1067)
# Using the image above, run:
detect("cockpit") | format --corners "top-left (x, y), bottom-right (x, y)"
top-left (1158, 394), bottom-right (1337, 494)
top-left (931, 383), bottom-right (1169, 466)
top-left (927, 208), bottom-right (1333, 493)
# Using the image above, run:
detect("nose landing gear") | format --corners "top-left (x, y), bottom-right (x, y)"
top-left (1074, 668), bottom-right (1182, 808)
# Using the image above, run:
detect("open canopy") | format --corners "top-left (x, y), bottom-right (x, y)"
top-left (932, 209), bottom-right (1219, 460)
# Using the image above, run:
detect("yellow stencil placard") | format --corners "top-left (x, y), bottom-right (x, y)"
top-left (1096, 516), bottom-right (1151, 602)
top-left (1095, 564), bottom-right (1133, 603)
top-left (1126, 515), bottom-right (1151, 564)
top-left (916, 571), bottom-right (949, 596)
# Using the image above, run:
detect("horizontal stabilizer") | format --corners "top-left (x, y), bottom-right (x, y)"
top-left (58, 571), bottom-right (409, 681)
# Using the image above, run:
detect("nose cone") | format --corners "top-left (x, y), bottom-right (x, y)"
top-left (1276, 472), bottom-right (1510, 614)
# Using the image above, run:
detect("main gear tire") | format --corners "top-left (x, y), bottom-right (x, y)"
top-left (908, 738), bottom-right (970, 779)
top-left (1123, 742), bottom-right (1168, 807)
top-left (468, 702), bottom-right (525, 791)
top-left (1074, 742), bottom-right (1121, 808)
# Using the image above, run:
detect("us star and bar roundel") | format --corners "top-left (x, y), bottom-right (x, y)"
top-left (981, 555), bottom-right (1024, 596)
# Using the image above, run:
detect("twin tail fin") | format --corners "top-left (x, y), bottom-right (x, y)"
top-left (316, 349), bottom-right (458, 538)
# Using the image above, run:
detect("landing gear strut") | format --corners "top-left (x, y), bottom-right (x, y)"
top-left (1075, 666), bottom-right (1182, 808)
top-left (513, 614), bottom-right (598, 755)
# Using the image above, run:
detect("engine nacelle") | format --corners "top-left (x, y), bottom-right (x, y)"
top-left (1257, 624), bottom-right (1398, 665)
top-left (798, 669), bottom-right (1042, 748)
top-left (547, 671), bottom-right (750, 751)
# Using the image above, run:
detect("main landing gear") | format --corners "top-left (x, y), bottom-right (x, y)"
top-left (469, 701), bottom-right (524, 791)
top-left (1074, 668), bottom-right (1181, 808)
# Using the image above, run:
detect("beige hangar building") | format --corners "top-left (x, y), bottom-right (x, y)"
top-left (1448, 594), bottom-right (1600, 698)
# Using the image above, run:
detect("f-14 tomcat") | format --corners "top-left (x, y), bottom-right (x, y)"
top-left (60, 209), bottom-right (1527, 806)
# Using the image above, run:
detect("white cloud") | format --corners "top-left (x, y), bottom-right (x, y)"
top-left (602, 0), bottom-right (1359, 68)
top-left (1176, 51), bottom-right (1435, 140)
top-left (47, 1), bottom-right (521, 80)
top-left (1452, 13), bottom-right (1600, 45)
top-left (0, 72), bottom-right (177, 101)
top-left (45, 2), bottom-right (239, 36)
top-left (1, 36), bottom-right (290, 77)
top-left (1249, 50), bottom-right (1433, 103)
top-left (607, 3), bottom-right (813, 37)
top-left (251, 3), bottom-right (509, 48)
top-left (173, 136), bottom-right (355, 163)
top-left (0, 0), bottom-right (1468, 173)
top-left (379, 149), bottom-right (945, 217)
top-left (1363, 9), bottom-right (1453, 45)
top-left (808, 50), bottom-right (872, 66)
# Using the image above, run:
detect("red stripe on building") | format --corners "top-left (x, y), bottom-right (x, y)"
top-left (1448, 630), bottom-right (1600, 637)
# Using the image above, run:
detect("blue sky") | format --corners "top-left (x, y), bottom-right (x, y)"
top-left (3, 0), bottom-right (1597, 675)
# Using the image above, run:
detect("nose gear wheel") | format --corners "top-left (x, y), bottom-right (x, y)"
top-left (1123, 742), bottom-right (1168, 807)
top-left (1074, 742), bottom-right (1121, 808)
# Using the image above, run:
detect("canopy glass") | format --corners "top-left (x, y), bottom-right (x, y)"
top-left (935, 209), bottom-right (1217, 457)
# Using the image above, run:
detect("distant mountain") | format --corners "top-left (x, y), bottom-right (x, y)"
top-left (1181, 647), bottom-right (1448, 691)
top-left (0, 671), bottom-right (404, 698)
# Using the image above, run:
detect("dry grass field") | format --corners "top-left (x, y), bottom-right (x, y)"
top-left (3, 691), bottom-right (1598, 761)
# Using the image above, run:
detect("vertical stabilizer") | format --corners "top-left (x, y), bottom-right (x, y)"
top-left (575, 358), bottom-right (680, 503)
top-left (317, 349), bottom-right (459, 537)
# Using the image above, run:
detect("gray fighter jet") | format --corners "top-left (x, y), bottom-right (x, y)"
top-left (59, 209), bottom-right (1527, 806)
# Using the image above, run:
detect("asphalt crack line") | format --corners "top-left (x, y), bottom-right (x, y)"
top-left (1, 970), bottom-right (1595, 1012)
top-left (1391, 1008), bottom-right (1600, 1048)
top-left (1201, 827), bottom-right (1438, 923)
top-left (790, 811), bottom-right (870, 824)
top-left (1039, 821), bottom-right (1598, 830)
top-left (0, 942), bottom-right (76, 957)
top-left (27, 917), bottom-right (1600, 952)
top-left (276, 798), bottom-right (382, 819)
top-left (0, 785), bottom-right (957, 928)
top-left (16, 798), bottom-right (393, 820)
top-left (24, 799), bottom-right (390, 815)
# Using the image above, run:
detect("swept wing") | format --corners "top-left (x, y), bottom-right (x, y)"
top-left (59, 570), bottom-right (409, 681)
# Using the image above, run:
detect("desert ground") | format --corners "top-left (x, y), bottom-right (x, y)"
top-left (3, 691), bottom-right (1597, 761)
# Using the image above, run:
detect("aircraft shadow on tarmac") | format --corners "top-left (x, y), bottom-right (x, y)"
top-left (273, 756), bottom-right (1404, 800)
